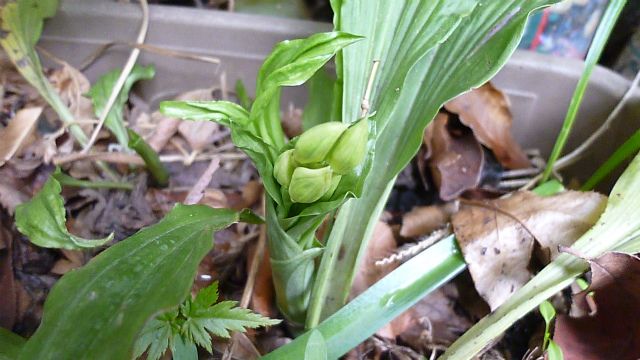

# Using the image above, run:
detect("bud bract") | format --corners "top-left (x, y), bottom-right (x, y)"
top-left (320, 174), bottom-right (342, 202)
top-left (327, 118), bottom-right (369, 174)
top-left (294, 122), bottom-right (347, 164)
top-left (274, 149), bottom-right (297, 187)
top-left (289, 166), bottom-right (332, 204)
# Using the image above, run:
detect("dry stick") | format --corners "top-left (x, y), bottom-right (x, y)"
top-left (222, 196), bottom-right (267, 360)
top-left (184, 157), bottom-right (220, 205)
top-left (79, 42), bottom-right (220, 72)
top-left (360, 60), bottom-right (380, 119)
top-left (81, 0), bottom-right (150, 154)
top-left (52, 151), bottom-right (245, 166)
top-left (555, 69), bottom-right (640, 171)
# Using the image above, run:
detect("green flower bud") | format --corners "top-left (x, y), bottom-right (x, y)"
top-left (274, 149), bottom-right (296, 187)
top-left (327, 118), bottom-right (369, 174)
top-left (294, 122), bottom-right (348, 165)
top-left (320, 174), bottom-right (342, 202)
top-left (289, 166), bottom-right (332, 203)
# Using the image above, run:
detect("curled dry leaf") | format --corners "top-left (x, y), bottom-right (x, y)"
top-left (444, 83), bottom-right (529, 169)
top-left (49, 63), bottom-right (94, 133)
top-left (425, 112), bottom-right (484, 201)
top-left (50, 250), bottom-right (85, 275)
top-left (554, 252), bottom-right (640, 360)
top-left (452, 191), bottom-right (606, 310)
top-left (0, 107), bottom-right (43, 166)
top-left (400, 202), bottom-right (458, 238)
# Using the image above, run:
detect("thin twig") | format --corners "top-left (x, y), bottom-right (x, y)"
top-left (79, 42), bottom-right (220, 71)
top-left (184, 158), bottom-right (220, 205)
top-left (82, 0), bottom-right (150, 153)
top-left (554, 69), bottom-right (640, 171)
top-left (360, 60), bottom-right (380, 118)
top-left (53, 151), bottom-right (245, 166)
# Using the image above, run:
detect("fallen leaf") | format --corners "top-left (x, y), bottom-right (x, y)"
top-left (444, 83), bottom-right (529, 169)
top-left (50, 250), bottom-right (85, 275)
top-left (400, 203), bottom-right (457, 238)
top-left (0, 224), bottom-right (17, 328)
top-left (49, 62), bottom-right (94, 133)
top-left (250, 245), bottom-right (277, 318)
top-left (425, 112), bottom-right (484, 201)
top-left (184, 158), bottom-right (221, 205)
top-left (554, 252), bottom-right (640, 360)
top-left (452, 191), bottom-right (606, 309)
top-left (0, 107), bottom-right (43, 166)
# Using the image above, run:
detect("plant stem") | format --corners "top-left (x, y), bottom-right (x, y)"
top-left (541, 0), bottom-right (627, 181)
top-left (581, 128), bottom-right (640, 190)
top-left (128, 129), bottom-right (170, 187)
top-left (264, 235), bottom-right (466, 360)
top-left (53, 171), bottom-right (134, 191)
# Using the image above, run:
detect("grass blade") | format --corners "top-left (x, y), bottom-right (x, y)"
top-left (581, 128), bottom-right (640, 190)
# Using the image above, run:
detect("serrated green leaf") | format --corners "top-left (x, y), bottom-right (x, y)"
top-left (302, 68), bottom-right (336, 130)
top-left (547, 340), bottom-right (565, 360)
top-left (194, 281), bottom-right (219, 309)
top-left (0, 0), bottom-right (87, 144)
top-left (184, 317), bottom-right (213, 353)
top-left (539, 300), bottom-right (556, 325)
top-left (0, 327), bottom-right (25, 360)
top-left (134, 317), bottom-right (173, 360)
top-left (87, 64), bottom-right (155, 147)
top-left (199, 300), bottom-right (281, 338)
top-left (304, 330), bottom-right (327, 360)
top-left (170, 333), bottom-right (198, 360)
top-left (19, 204), bottom-right (249, 360)
top-left (15, 171), bottom-right (113, 250)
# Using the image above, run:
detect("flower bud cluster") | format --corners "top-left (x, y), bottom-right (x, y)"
top-left (274, 119), bottom-right (368, 203)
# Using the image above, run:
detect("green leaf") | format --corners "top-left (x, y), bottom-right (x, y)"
top-left (198, 300), bottom-right (281, 338)
top-left (19, 205), bottom-right (249, 360)
top-left (170, 333), bottom-right (198, 360)
top-left (263, 235), bottom-right (465, 359)
top-left (304, 330), bottom-right (327, 360)
top-left (133, 314), bottom-right (175, 360)
top-left (251, 31), bottom-right (362, 149)
top-left (547, 340), bottom-right (565, 360)
top-left (441, 151), bottom-right (640, 359)
top-left (235, 79), bottom-right (253, 110)
top-left (160, 100), bottom-right (250, 128)
top-left (87, 64), bottom-right (155, 147)
top-left (302, 68), bottom-right (336, 130)
top-left (193, 281), bottom-right (219, 309)
top-left (320, 0), bottom-right (562, 322)
top-left (0, 328), bottom-right (25, 360)
top-left (539, 300), bottom-right (556, 325)
top-left (0, 0), bottom-right (87, 144)
top-left (582, 128), bottom-right (640, 190)
top-left (15, 171), bottom-right (113, 250)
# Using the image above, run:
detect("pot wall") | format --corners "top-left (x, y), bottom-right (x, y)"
top-left (42, 0), bottom-right (640, 188)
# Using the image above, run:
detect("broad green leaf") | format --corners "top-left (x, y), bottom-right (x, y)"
top-left (0, 328), bottom-right (25, 360)
top-left (302, 68), bottom-right (336, 130)
top-left (547, 340), bottom-right (565, 360)
top-left (0, 0), bottom-right (87, 144)
top-left (441, 152), bottom-right (640, 359)
top-left (251, 31), bottom-right (362, 149)
top-left (87, 64), bottom-right (155, 147)
top-left (304, 330), bottom-right (327, 360)
top-left (263, 236), bottom-right (465, 359)
top-left (539, 300), bottom-right (556, 325)
top-left (160, 100), bottom-right (250, 128)
top-left (321, 0), bottom-right (562, 321)
top-left (235, 79), bottom-right (253, 110)
top-left (19, 205), bottom-right (258, 360)
top-left (15, 171), bottom-right (113, 250)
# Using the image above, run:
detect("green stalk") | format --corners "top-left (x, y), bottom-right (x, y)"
top-left (581, 128), bottom-right (640, 190)
top-left (54, 171), bottom-right (134, 191)
top-left (128, 129), bottom-right (169, 187)
top-left (541, 0), bottom-right (627, 181)
top-left (264, 235), bottom-right (466, 360)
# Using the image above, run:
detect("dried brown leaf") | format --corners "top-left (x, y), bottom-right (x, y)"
top-left (50, 250), bottom-right (85, 275)
top-left (554, 252), bottom-right (640, 360)
top-left (0, 107), bottom-right (43, 166)
top-left (0, 224), bottom-right (16, 328)
top-left (400, 203), bottom-right (457, 238)
top-left (452, 191), bottom-right (606, 309)
top-left (444, 83), bottom-right (529, 169)
top-left (184, 158), bottom-right (221, 205)
top-left (426, 112), bottom-right (484, 201)
top-left (49, 63), bottom-right (94, 133)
